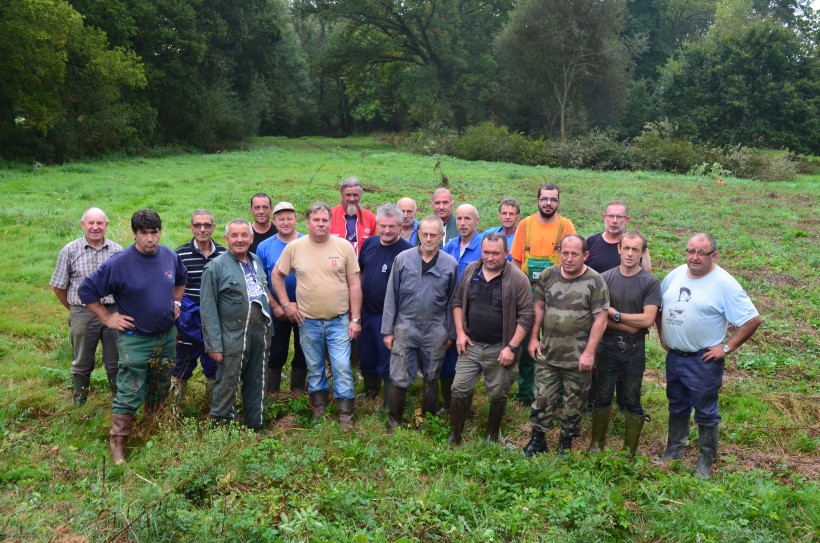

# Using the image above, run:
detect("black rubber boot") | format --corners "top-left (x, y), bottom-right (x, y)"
top-left (656, 414), bottom-right (691, 462)
top-left (382, 379), bottom-right (391, 410)
top-left (309, 390), bottom-right (330, 421)
top-left (72, 374), bottom-right (91, 405)
top-left (266, 368), bottom-right (282, 395)
top-left (290, 366), bottom-right (307, 393)
top-left (106, 369), bottom-right (119, 397)
top-left (336, 398), bottom-right (354, 431)
top-left (438, 377), bottom-right (454, 415)
top-left (557, 433), bottom-right (573, 455)
top-left (623, 411), bottom-right (648, 458)
top-left (484, 397), bottom-right (507, 442)
top-left (523, 428), bottom-right (548, 458)
top-left (422, 379), bottom-right (439, 417)
top-left (386, 385), bottom-right (407, 434)
top-left (447, 396), bottom-right (470, 445)
top-left (695, 424), bottom-right (719, 479)
top-left (361, 376), bottom-right (381, 400)
top-left (587, 406), bottom-right (612, 453)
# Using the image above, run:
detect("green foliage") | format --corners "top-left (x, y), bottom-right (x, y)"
top-left (550, 129), bottom-right (632, 171)
top-left (450, 122), bottom-right (550, 166)
top-left (628, 120), bottom-right (709, 172)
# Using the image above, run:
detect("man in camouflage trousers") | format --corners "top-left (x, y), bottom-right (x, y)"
top-left (523, 234), bottom-right (609, 456)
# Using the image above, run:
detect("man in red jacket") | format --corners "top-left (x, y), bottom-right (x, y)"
top-left (330, 177), bottom-right (376, 255)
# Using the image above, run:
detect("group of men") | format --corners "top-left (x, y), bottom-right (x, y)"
top-left (51, 179), bottom-right (761, 478)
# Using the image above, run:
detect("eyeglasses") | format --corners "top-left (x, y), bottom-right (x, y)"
top-left (604, 214), bottom-right (627, 220)
top-left (192, 223), bottom-right (214, 229)
top-left (419, 232), bottom-right (441, 238)
top-left (685, 249), bottom-right (715, 257)
top-left (538, 197), bottom-right (559, 204)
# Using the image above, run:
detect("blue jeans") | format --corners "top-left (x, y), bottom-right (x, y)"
top-left (358, 310), bottom-right (390, 379)
top-left (594, 334), bottom-right (646, 416)
top-left (665, 349), bottom-right (724, 426)
top-left (299, 315), bottom-right (354, 399)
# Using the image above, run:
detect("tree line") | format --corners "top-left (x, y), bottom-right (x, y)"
top-left (1, 0), bottom-right (818, 161)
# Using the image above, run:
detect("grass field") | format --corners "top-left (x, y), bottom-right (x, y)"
top-left (0, 136), bottom-right (818, 542)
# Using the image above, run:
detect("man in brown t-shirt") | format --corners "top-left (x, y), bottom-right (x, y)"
top-left (271, 203), bottom-right (363, 430)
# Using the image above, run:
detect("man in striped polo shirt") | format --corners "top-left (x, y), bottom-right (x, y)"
top-left (169, 209), bottom-right (226, 409)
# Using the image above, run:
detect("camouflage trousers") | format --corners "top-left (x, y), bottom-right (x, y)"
top-left (112, 328), bottom-right (176, 416)
top-left (529, 362), bottom-right (591, 436)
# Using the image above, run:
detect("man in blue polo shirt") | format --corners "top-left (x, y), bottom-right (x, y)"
top-left (79, 209), bottom-right (186, 464)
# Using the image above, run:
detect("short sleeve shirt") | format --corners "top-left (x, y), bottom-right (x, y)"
top-left (50, 236), bottom-right (123, 305)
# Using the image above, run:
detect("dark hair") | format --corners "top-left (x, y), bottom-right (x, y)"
top-left (537, 183), bottom-right (560, 199)
top-left (560, 233), bottom-right (587, 252)
top-left (689, 232), bottom-right (717, 252)
top-left (251, 193), bottom-right (272, 207)
top-left (483, 232), bottom-right (508, 252)
top-left (131, 209), bottom-right (162, 232)
top-left (498, 198), bottom-right (520, 214)
top-left (620, 230), bottom-right (648, 252)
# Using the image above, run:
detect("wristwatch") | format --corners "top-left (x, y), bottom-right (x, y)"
top-left (507, 343), bottom-right (519, 353)
top-left (174, 300), bottom-right (182, 307)
top-left (351, 317), bottom-right (362, 324)
top-left (613, 311), bottom-right (621, 323)
top-left (722, 344), bottom-right (732, 355)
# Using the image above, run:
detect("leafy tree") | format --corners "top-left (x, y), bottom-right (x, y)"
top-left (304, 0), bottom-right (513, 131)
top-left (658, 7), bottom-right (820, 153)
top-left (496, 0), bottom-right (641, 139)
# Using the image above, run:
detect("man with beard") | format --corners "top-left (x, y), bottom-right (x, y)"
top-left (330, 177), bottom-right (376, 255)
top-left (248, 193), bottom-right (277, 254)
top-left (510, 183), bottom-right (577, 407)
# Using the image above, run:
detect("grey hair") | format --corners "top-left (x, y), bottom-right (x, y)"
top-left (419, 215), bottom-right (445, 233)
top-left (191, 209), bottom-right (214, 224)
top-left (689, 232), bottom-right (717, 252)
top-left (224, 219), bottom-right (252, 235)
top-left (340, 177), bottom-right (363, 191)
top-left (376, 203), bottom-right (401, 221)
top-left (81, 207), bottom-right (108, 223)
top-left (305, 202), bottom-right (332, 220)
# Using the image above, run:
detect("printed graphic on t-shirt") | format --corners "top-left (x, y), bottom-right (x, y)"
top-left (667, 287), bottom-right (692, 326)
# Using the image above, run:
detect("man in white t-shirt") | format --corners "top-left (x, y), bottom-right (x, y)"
top-left (655, 233), bottom-right (762, 478)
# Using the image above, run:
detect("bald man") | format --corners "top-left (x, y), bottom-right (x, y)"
top-left (397, 197), bottom-right (420, 245)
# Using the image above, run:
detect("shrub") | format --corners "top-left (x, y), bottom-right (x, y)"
top-left (628, 120), bottom-right (706, 173)
top-left (451, 122), bottom-right (531, 163)
top-left (550, 129), bottom-right (631, 171)
top-left (400, 119), bottom-right (458, 156)
top-left (722, 145), bottom-right (798, 182)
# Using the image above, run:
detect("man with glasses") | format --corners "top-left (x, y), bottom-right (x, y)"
top-left (169, 210), bottom-right (227, 411)
top-left (510, 183), bottom-right (576, 406)
top-left (523, 234), bottom-right (608, 457)
top-left (655, 233), bottom-right (761, 478)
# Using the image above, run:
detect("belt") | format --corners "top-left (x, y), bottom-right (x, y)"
top-left (603, 332), bottom-right (645, 349)
top-left (669, 348), bottom-right (700, 357)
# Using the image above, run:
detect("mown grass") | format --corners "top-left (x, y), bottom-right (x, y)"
top-left (0, 137), bottom-right (818, 541)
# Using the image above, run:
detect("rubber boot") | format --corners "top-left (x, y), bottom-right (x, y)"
top-left (266, 368), bottom-right (282, 395)
top-left (336, 398), bottom-right (354, 431)
top-left (168, 377), bottom-right (187, 415)
top-left (587, 406), bottom-right (612, 453)
top-left (484, 397), bottom-right (507, 442)
top-left (204, 377), bottom-right (216, 403)
top-left (106, 369), bottom-right (119, 397)
top-left (523, 427), bottom-right (548, 458)
top-left (382, 379), bottom-right (391, 410)
top-left (557, 433), bottom-right (573, 455)
top-left (72, 374), bottom-right (91, 405)
top-left (109, 413), bottom-right (134, 465)
top-left (695, 424), bottom-right (719, 479)
top-left (656, 414), bottom-right (691, 462)
top-left (422, 379), bottom-right (439, 417)
top-left (438, 377), bottom-right (454, 416)
top-left (309, 390), bottom-right (330, 421)
top-left (290, 366), bottom-right (307, 393)
top-left (623, 411), bottom-right (648, 458)
top-left (447, 396), bottom-right (470, 445)
top-left (361, 376), bottom-right (381, 400)
top-left (386, 385), bottom-right (407, 434)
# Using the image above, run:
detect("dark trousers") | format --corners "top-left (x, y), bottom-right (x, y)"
top-left (665, 349), bottom-right (724, 426)
top-left (269, 317), bottom-right (306, 372)
top-left (358, 310), bottom-right (390, 379)
top-left (593, 334), bottom-right (646, 416)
